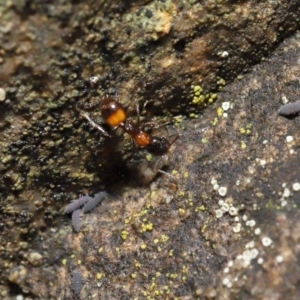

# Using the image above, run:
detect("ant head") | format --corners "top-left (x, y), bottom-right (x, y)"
top-left (146, 136), bottom-right (170, 156)
top-left (101, 96), bottom-right (126, 127)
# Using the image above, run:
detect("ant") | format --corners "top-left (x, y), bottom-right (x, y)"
top-left (77, 96), bottom-right (178, 182)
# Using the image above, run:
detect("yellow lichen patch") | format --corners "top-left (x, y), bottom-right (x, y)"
top-left (149, 282), bottom-right (156, 291)
top-left (160, 234), bottom-right (169, 243)
top-left (201, 224), bottom-right (207, 233)
top-left (178, 190), bottom-right (185, 197)
top-left (191, 84), bottom-right (218, 105)
top-left (182, 251), bottom-right (188, 257)
top-left (178, 208), bottom-right (185, 216)
top-left (201, 137), bottom-right (208, 144)
top-left (209, 93), bottom-right (218, 103)
top-left (195, 205), bottom-right (206, 212)
top-left (241, 141), bottom-right (247, 149)
top-left (146, 153), bottom-right (153, 161)
top-left (135, 260), bottom-right (141, 268)
top-left (239, 123), bottom-right (252, 135)
top-left (186, 197), bottom-right (194, 207)
top-left (150, 191), bottom-right (156, 198)
top-left (212, 117), bottom-right (218, 126)
top-left (217, 107), bottom-right (223, 117)
top-left (171, 170), bottom-right (178, 176)
top-left (239, 128), bottom-right (246, 134)
top-left (173, 115), bottom-right (183, 124)
top-left (96, 273), bottom-right (104, 280)
top-left (124, 216), bottom-right (131, 224)
top-left (168, 273), bottom-right (178, 280)
top-left (140, 222), bottom-right (153, 233)
top-left (193, 85), bottom-right (203, 94)
top-left (121, 230), bottom-right (129, 240)
top-left (140, 243), bottom-right (147, 250)
top-left (217, 78), bottom-right (226, 86)
top-left (140, 209), bottom-right (148, 217)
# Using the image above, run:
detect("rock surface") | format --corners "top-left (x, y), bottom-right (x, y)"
top-left (1, 1), bottom-right (300, 299)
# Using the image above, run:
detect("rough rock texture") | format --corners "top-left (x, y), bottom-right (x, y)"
top-left (1, 0), bottom-right (300, 299)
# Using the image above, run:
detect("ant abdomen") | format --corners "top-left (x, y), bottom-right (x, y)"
top-left (146, 136), bottom-right (170, 156)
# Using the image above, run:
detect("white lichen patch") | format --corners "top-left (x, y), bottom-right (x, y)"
top-left (0, 88), bottom-right (6, 102)
top-left (286, 135), bottom-right (293, 143)
top-left (218, 50), bottom-right (229, 58)
top-left (218, 186), bottom-right (227, 197)
top-left (245, 241), bottom-right (255, 249)
top-left (257, 258), bottom-right (264, 264)
top-left (262, 237), bottom-right (272, 247)
top-left (260, 159), bottom-right (266, 166)
top-left (215, 209), bottom-right (223, 218)
top-left (254, 228), bottom-right (261, 235)
top-left (281, 95), bottom-right (289, 104)
top-left (90, 76), bottom-right (99, 84)
top-left (213, 183), bottom-right (219, 190)
top-left (246, 219), bottom-right (256, 227)
top-left (282, 187), bottom-right (291, 198)
top-left (276, 255), bottom-right (284, 263)
top-left (242, 215), bottom-right (248, 222)
top-left (211, 178), bottom-right (218, 185)
top-left (233, 223), bottom-right (241, 233)
top-left (222, 101), bottom-right (230, 111)
top-left (229, 207), bottom-right (238, 216)
top-left (292, 182), bottom-right (300, 191)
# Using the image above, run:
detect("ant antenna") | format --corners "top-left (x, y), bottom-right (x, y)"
top-left (76, 108), bottom-right (111, 137)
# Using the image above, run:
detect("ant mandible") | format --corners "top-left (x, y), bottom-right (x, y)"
top-left (77, 96), bottom-right (178, 156)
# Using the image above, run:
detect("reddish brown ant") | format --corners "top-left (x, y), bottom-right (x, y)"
top-left (77, 96), bottom-right (178, 183)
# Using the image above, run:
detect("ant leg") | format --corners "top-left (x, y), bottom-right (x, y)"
top-left (143, 120), bottom-right (172, 129)
top-left (169, 134), bottom-right (179, 147)
top-left (134, 100), bottom-right (141, 127)
top-left (157, 169), bottom-right (179, 186)
top-left (76, 108), bottom-right (111, 137)
top-left (152, 155), bottom-right (179, 186)
top-left (143, 99), bottom-right (153, 111)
